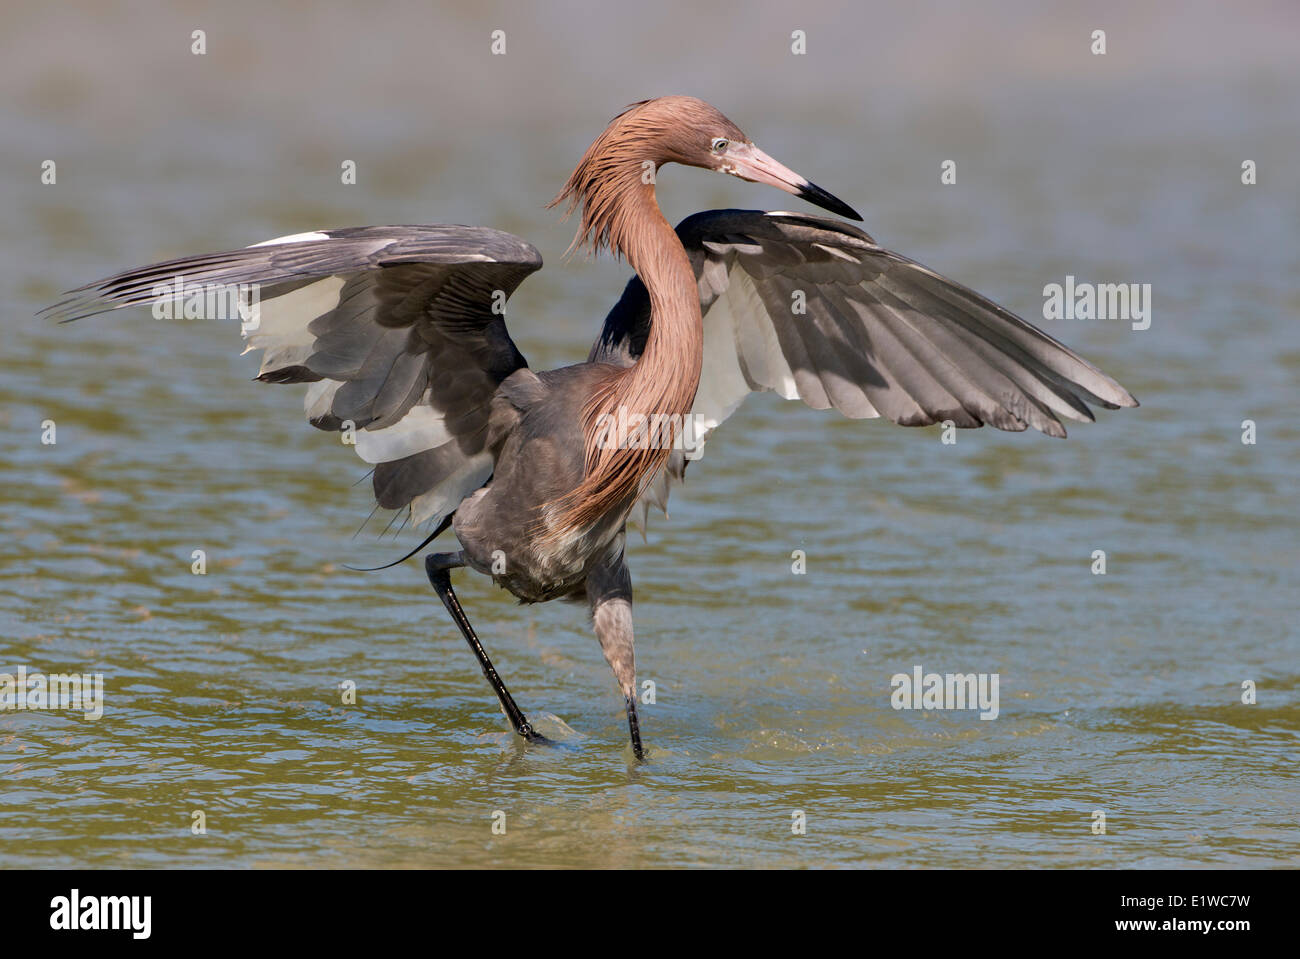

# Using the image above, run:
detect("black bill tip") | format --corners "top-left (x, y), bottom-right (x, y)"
top-left (797, 181), bottom-right (863, 221)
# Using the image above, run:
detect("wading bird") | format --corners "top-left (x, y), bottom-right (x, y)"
top-left (45, 96), bottom-right (1136, 760)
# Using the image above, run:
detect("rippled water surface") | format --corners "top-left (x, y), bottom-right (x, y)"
top-left (2, 2), bottom-right (1298, 868)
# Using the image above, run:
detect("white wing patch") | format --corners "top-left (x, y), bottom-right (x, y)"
top-left (813, 242), bottom-right (859, 262)
top-left (242, 275), bottom-right (348, 376)
top-left (352, 397), bottom-right (455, 464)
top-left (693, 289), bottom-right (751, 437)
top-left (725, 266), bottom-right (800, 400)
top-left (303, 379), bottom-right (342, 423)
top-left (249, 231), bottom-right (330, 247)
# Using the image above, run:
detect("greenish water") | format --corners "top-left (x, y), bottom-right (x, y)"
top-left (2, 2), bottom-right (1298, 868)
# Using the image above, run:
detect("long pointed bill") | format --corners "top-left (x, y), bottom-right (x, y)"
top-left (725, 142), bottom-right (862, 221)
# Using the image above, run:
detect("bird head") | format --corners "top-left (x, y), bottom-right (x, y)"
top-left (552, 95), bottom-right (860, 257)
top-left (633, 96), bottom-right (862, 221)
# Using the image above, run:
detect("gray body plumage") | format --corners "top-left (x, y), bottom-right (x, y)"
top-left (454, 362), bottom-right (635, 604)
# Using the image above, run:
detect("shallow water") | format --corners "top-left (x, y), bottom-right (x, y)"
top-left (2, 2), bottom-right (1298, 868)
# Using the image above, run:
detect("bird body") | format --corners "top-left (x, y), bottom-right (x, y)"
top-left (44, 96), bottom-right (1137, 759)
top-left (453, 362), bottom-right (634, 602)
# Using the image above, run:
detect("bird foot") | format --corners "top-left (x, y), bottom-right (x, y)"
top-left (516, 722), bottom-right (555, 747)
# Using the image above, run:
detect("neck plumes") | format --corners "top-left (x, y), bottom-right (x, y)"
top-left (544, 172), bottom-right (704, 543)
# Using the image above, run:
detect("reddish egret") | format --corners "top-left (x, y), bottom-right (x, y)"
top-left (45, 96), bottom-right (1136, 760)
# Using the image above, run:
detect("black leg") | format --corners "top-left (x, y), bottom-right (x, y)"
top-left (625, 693), bottom-right (645, 761)
top-left (425, 552), bottom-right (546, 745)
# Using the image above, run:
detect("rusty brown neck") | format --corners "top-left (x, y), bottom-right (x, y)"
top-left (542, 176), bottom-right (704, 542)
top-left (617, 184), bottom-right (704, 421)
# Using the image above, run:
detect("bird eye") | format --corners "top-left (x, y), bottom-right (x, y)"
top-left (711, 137), bottom-right (729, 154)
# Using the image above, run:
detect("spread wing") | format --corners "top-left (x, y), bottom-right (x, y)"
top-left (590, 209), bottom-right (1138, 525)
top-left (43, 225), bottom-right (543, 531)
